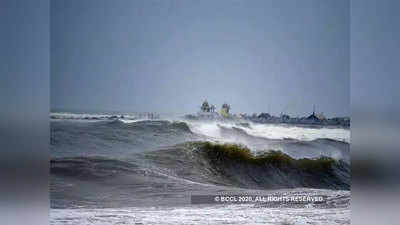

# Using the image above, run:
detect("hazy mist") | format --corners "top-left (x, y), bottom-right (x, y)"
top-left (51, 0), bottom-right (349, 117)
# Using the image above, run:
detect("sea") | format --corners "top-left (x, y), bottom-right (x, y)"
top-left (50, 112), bottom-right (350, 225)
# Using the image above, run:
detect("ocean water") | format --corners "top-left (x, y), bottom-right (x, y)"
top-left (50, 112), bottom-right (350, 224)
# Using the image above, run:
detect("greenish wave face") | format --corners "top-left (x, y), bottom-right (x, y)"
top-left (191, 141), bottom-right (337, 172)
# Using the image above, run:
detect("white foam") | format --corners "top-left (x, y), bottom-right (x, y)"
top-left (50, 112), bottom-right (139, 121)
top-left (243, 123), bottom-right (350, 143)
top-left (51, 203), bottom-right (350, 225)
top-left (118, 119), bottom-right (144, 124)
top-left (50, 112), bottom-right (110, 120)
top-left (50, 112), bottom-right (350, 143)
top-left (185, 120), bottom-right (350, 143)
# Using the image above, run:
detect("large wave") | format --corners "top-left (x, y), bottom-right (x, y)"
top-left (51, 141), bottom-right (349, 190)
top-left (182, 120), bottom-right (350, 162)
top-left (51, 117), bottom-right (349, 161)
top-left (51, 117), bottom-right (350, 208)
top-left (185, 120), bottom-right (350, 143)
top-left (51, 112), bottom-right (349, 141)
top-left (145, 141), bottom-right (349, 190)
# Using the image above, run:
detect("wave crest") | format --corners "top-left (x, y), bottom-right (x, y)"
top-left (188, 141), bottom-right (350, 190)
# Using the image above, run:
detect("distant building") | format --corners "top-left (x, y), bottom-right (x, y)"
top-left (201, 100), bottom-right (211, 112)
top-left (194, 100), bottom-right (220, 120)
top-left (316, 112), bottom-right (326, 120)
top-left (258, 113), bottom-right (271, 120)
top-left (306, 104), bottom-right (320, 121)
top-left (221, 103), bottom-right (230, 117)
top-left (210, 105), bottom-right (216, 112)
top-left (281, 114), bottom-right (290, 122)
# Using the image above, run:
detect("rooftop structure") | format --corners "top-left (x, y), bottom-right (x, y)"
top-left (221, 103), bottom-right (231, 117)
top-left (307, 104), bottom-right (320, 121)
top-left (201, 100), bottom-right (211, 112)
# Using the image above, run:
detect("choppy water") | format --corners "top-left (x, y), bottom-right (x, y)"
top-left (50, 112), bottom-right (350, 224)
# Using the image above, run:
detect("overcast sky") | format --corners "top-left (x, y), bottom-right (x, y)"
top-left (51, 0), bottom-right (349, 117)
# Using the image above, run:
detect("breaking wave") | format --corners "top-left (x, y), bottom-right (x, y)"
top-left (185, 120), bottom-right (350, 143)
top-left (51, 115), bottom-right (350, 208)
top-left (51, 141), bottom-right (349, 190)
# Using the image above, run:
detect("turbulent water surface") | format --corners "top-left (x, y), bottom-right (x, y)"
top-left (50, 112), bottom-right (350, 225)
